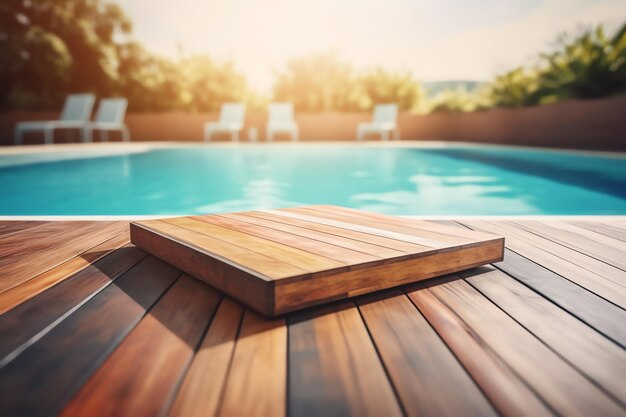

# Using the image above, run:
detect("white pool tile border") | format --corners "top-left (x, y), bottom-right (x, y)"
top-left (1, 215), bottom-right (625, 221)
top-left (1, 141), bottom-right (625, 159)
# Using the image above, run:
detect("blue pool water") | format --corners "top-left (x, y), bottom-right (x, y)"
top-left (1, 144), bottom-right (625, 216)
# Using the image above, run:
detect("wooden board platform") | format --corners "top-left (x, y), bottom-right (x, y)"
top-left (130, 206), bottom-right (504, 316)
top-left (1, 218), bottom-right (625, 417)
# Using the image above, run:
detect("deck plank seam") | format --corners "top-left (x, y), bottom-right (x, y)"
top-left (354, 299), bottom-right (410, 417)
top-left (499, 247), bottom-right (626, 314)
top-left (212, 213), bottom-right (387, 260)
top-left (0, 249), bottom-right (150, 368)
top-left (508, 220), bottom-right (626, 273)
top-left (403, 281), bottom-right (559, 417)
top-left (463, 272), bottom-right (626, 410)
top-left (0, 232), bottom-right (132, 314)
top-left (397, 288), bottom-right (504, 417)
top-left (161, 294), bottom-right (225, 417)
top-left (0, 223), bottom-right (128, 294)
top-left (211, 304), bottom-right (247, 417)
top-left (456, 221), bottom-right (626, 314)
top-left (481, 220), bottom-right (626, 297)
top-left (46, 270), bottom-right (184, 417)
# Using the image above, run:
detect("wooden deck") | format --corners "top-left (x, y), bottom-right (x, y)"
top-left (0, 219), bottom-right (625, 417)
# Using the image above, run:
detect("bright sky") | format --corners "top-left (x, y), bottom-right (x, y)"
top-left (118, 0), bottom-right (626, 92)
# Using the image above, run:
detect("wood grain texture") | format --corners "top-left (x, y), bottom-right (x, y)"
top-left (164, 216), bottom-right (346, 272)
top-left (574, 221), bottom-right (626, 242)
top-left (60, 275), bottom-right (220, 417)
top-left (0, 231), bottom-right (130, 314)
top-left (510, 220), bottom-right (626, 270)
top-left (462, 220), bottom-right (626, 309)
top-left (427, 279), bottom-right (624, 417)
top-left (168, 298), bottom-right (244, 417)
top-left (0, 221), bottom-right (128, 293)
top-left (238, 210), bottom-right (425, 254)
top-left (1, 219), bottom-right (626, 417)
top-left (132, 206), bottom-right (503, 315)
top-left (193, 213), bottom-right (380, 264)
top-left (274, 239), bottom-right (503, 314)
top-left (495, 248), bottom-right (626, 348)
top-left (0, 220), bottom-right (46, 237)
top-left (217, 309), bottom-right (287, 417)
top-left (461, 265), bottom-right (626, 405)
top-left (301, 205), bottom-right (474, 244)
top-left (274, 207), bottom-right (449, 248)
top-left (407, 284), bottom-right (554, 417)
top-left (0, 256), bottom-right (179, 417)
top-left (133, 219), bottom-right (307, 279)
top-left (0, 245), bottom-right (146, 364)
top-left (357, 289), bottom-right (497, 417)
top-left (288, 301), bottom-right (403, 417)
top-left (130, 222), bottom-right (275, 315)
top-left (312, 205), bottom-right (499, 241)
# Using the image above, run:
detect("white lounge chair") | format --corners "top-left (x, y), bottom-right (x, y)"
top-left (14, 94), bottom-right (96, 144)
top-left (204, 103), bottom-right (246, 142)
top-left (85, 98), bottom-right (130, 142)
top-left (267, 103), bottom-right (299, 142)
top-left (356, 104), bottom-right (400, 141)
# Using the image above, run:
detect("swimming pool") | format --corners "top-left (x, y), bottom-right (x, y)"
top-left (1, 143), bottom-right (625, 216)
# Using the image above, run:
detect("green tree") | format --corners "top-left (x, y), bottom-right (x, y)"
top-left (179, 56), bottom-right (249, 112)
top-left (535, 24), bottom-right (626, 101)
top-left (273, 52), bottom-right (423, 112)
top-left (273, 52), bottom-right (368, 112)
top-left (0, 0), bottom-right (131, 109)
top-left (484, 22), bottom-right (626, 110)
top-left (487, 67), bottom-right (541, 107)
top-left (358, 69), bottom-right (422, 111)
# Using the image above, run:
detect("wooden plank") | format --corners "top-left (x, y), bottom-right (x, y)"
top-left (274, 208), bottom-right (449, 248)
top-left (493, 248), bottom-right (626, 348)
top-left (511, 220), bottom-right (626, 270)
top-left (59, 275), bottom-right (220, 417)
top-left (168, 298), bottom-right (244, 417)
top-left (274, 239), bottom-right (503, 315)
top-left (550, 220), bottom-right (626, 250)
top-left (232, 211), bottom-right (412, 256)
top-left (164, 216), bottom-right (346, 272)
top-left (0, 220), bottom-right (46, 237)
top-left (424, 279), bottom-right (624, 416)
top-left (357, 289), bottom-right (498, 417)
top-left (462, 220), bottom-right (626, 309)
top-left (312, 205), bottom-right (500, 241)
top-left (133, 220), bottom-right (307, 279)
top-left (408, 283), bottom-right (553, 417)
top-left (0, 232), bottom-right (130, 315)
top-left (0, 256), bottom-right (179, 417)
top-left (494, 220), bottom-right (626, 289)
top-left (0, 221), bottom-right (128, 293)
top-left (303, 205), bottom-right (473, 244)
top-left (573, 221), bottom-right (626, 242)
top-left (0, 245), bottom-right (146, 364)
top-left (218, 309), bottom-right (287, 417)
top-left (0, 221), bottom-right (106, 267)
top-left (288, 301), bottom-right (403, 417)
top-left (193, 214), bottom-right (379, 264)
top-left (129, 222), bottom-right (276, 315)
top-left (132, 207), bottom-right (503, 316)
top-left (461, 265), bottom-right (626, 405)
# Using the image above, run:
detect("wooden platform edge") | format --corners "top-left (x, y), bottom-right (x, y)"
top-left (130, 222), bottom-right (275, 316)
top-left (274, 239), bottom-right (504, 314)
top-left (131, 221), bottom-right (504, 317)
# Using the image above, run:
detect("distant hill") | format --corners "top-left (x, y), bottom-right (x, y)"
top-left (422, 80), bottom-right (488, 97)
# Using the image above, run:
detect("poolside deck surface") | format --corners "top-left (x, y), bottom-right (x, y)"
top-left (1, 219), bottom-right (625, 417)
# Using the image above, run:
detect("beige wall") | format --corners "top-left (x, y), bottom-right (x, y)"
top-left (2, 95), bottom-right (625, 150)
